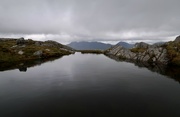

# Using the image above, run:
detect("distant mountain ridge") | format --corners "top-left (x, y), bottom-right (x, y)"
top-left (67, 41), bottom-right (134, 50)
top-left (67, 41), bottom-right (112, 50)
top-left (116, 42), bottom-right (134, 49)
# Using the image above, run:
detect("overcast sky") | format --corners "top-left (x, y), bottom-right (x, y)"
top-left (0, 0), bottom-right (179, 44)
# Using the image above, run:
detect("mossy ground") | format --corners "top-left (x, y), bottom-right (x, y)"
top-left (0, 39), bottom-right (71, 62)
top-left (130, 48), bottom-right (147, 53)
top-left (130, 41), bottom-right (180, 66)
top-left (164, 41), bottom-right (180, 66)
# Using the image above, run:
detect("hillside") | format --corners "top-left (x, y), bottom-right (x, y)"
top-left (0, 38), bottom-right (74, 63)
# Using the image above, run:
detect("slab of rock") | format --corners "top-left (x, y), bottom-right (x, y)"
top-left (11, 45), bottom-right (18, 48)
top-left (33, 50), bottom-right (43, 57)
top-left (45, 49), bottom-right (50, 51)
top-left (174, 36), bottom-right (180, 43)
top-left (18, 50), bottom-right (24, 55)
top-left (106, 45), bottom-right (169, 64)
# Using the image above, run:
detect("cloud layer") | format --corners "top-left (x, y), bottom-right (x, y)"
top-left (0, 0), bottom-right (179, 43)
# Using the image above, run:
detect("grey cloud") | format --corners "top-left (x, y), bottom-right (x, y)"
top-left (0, 0), bottom-right (179, 43)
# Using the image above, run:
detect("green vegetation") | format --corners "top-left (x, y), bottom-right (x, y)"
top-left (164, 41), bottom-right (180, 66)
top-left (0, 39), bottom-right (72, 63)
top-left (79, 50), bottom-right (104, 54)
top-left (130, 41), bottom-right (180, 66)
top-left (1, 37), bottom-right (180, 67)
top-left (130, 47), bottom-right (147, 53)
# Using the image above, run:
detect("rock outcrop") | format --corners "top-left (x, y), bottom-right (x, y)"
top-left (105, 45), bottom-right (168, 64)
top-left (105, 36), bottom-right (180, 65)
top-left (134, 42), bottom-right (150, 48)
top-left (43, 40), bottom-right (74, 51)
top-left (16, 37), bottom-right (25, 45)
top-left (0, 37), bottom-right (75, 62)
top-left (175, 35), bottom-right (180, 43)
top-left (18, 50), bottom-right (24, 55)
top-left (33, 50), bottom-right (43, 57)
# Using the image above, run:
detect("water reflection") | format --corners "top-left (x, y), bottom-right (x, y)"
top-left (0, 53), bottom-right (180, 117)
top-left (0, 56), bottom-right (63, 72)
top-left (18, 66), bottom-right (27, 72)
top-left (106, 55), bottom-right (180, 83)
top-left (1, 54), bottom-right (180, 83)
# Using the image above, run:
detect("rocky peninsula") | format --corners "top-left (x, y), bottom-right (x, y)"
top-left (0, 37), bottom-right (75, 63)
top-left (105, 36), bottom-right (180, 66)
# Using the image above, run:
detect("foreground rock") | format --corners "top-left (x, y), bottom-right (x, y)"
top-left (16, 37), bottom-right (25, 45)
top-left (106, 45), bottom-right (168, 64)
top-left (105, 36), bottom-right (180, 66)
top-left (0, 38), bottom-right (75, 62)
top-left (175, 36), bottom-right (180, 43)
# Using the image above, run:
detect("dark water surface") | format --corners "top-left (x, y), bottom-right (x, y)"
top-left (0, 53), bottom-right (180, 117)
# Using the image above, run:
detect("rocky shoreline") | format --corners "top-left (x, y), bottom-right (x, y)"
top-left (105, 36), bottom-right (180, 66)
top-left (0, 37), bottom-right (75, 63)
top-left (1, 36), bottom-right (180, 67)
